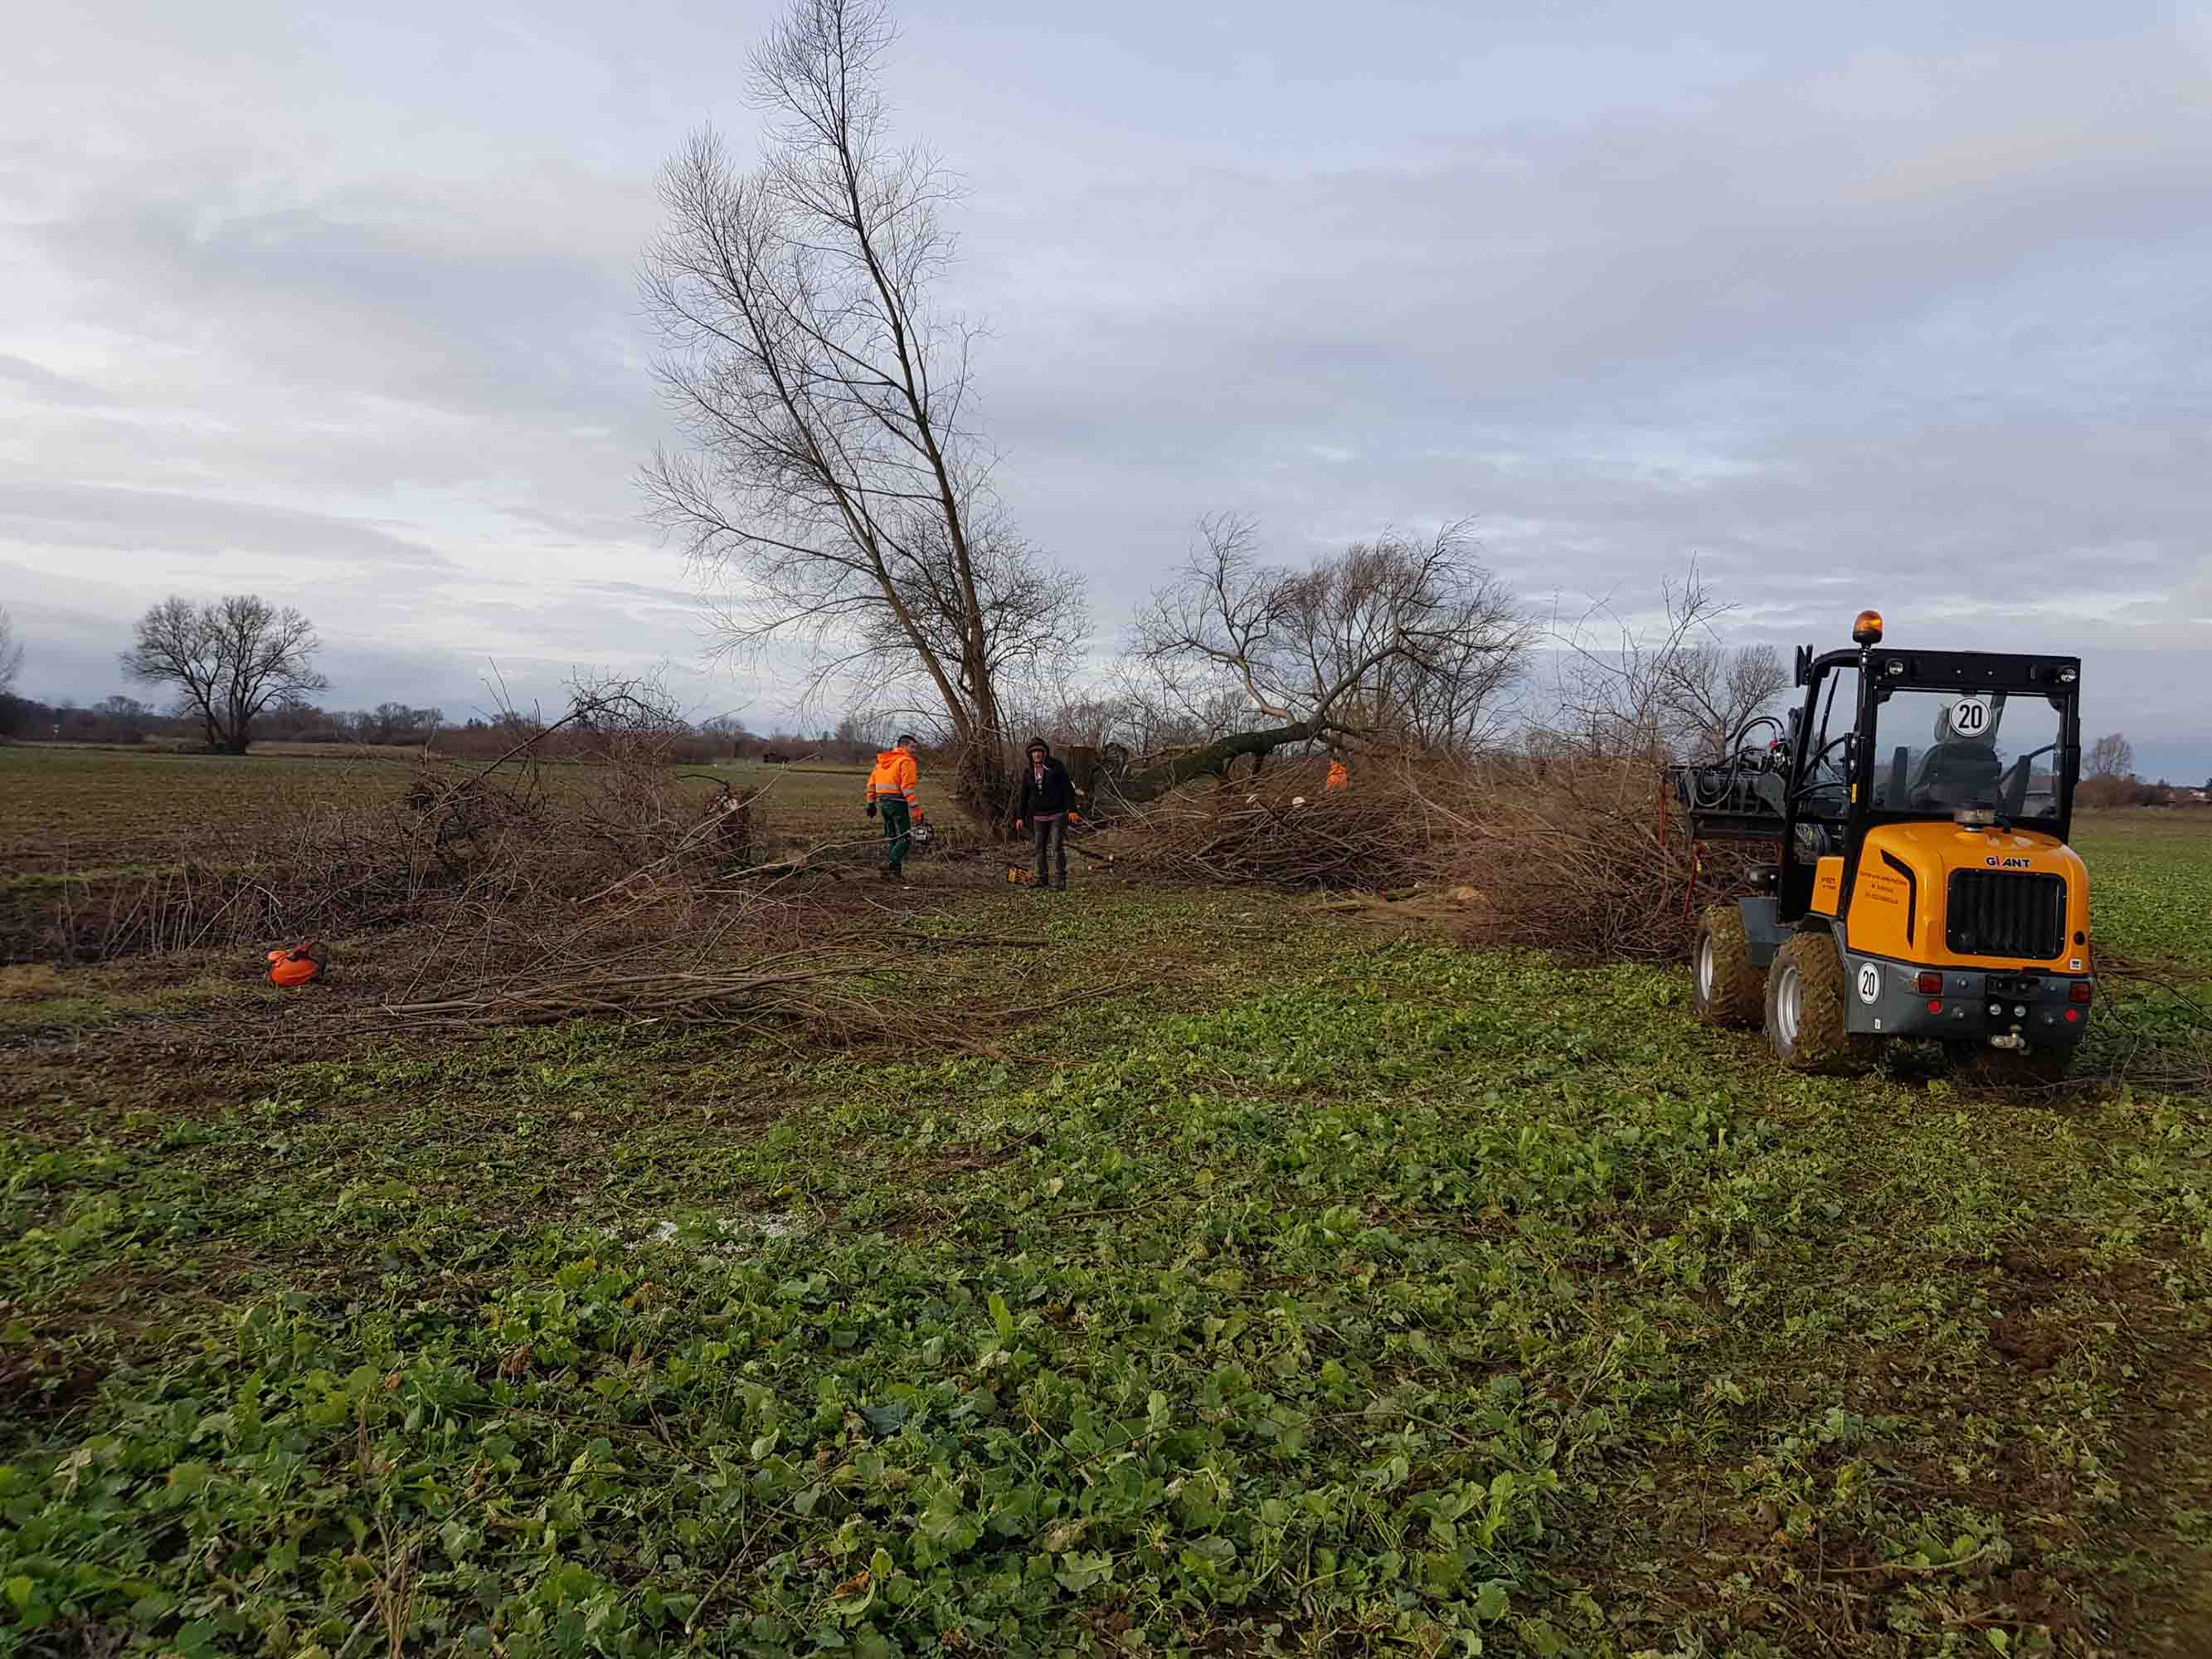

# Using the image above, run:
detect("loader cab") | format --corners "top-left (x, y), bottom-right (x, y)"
top-left (1776, 615), bottom-right (2083, 926)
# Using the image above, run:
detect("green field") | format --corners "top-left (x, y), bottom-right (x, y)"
top-left (2072, 814), bottom-right (2212, 971)
top-left (2, 766), bottom-right (2210, 1656)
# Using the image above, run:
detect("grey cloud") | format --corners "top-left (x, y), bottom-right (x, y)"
top-left (0, 479), bottom-right (455, 568)
top-left (0, 354), bottom-right (105, 406)
top-left (29, 181), bottom-right (654, 434)
top-left (569, 578), bottom-right (712, 610)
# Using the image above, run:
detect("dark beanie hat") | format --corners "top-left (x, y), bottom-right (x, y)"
top-left (1026, 736), bottom-right (1050, 755)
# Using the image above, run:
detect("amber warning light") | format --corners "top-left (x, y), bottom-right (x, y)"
top-left (1851, 609), bottom-right (1884, 646)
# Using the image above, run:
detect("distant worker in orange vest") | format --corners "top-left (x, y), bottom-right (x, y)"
top-left (1326, 757), bottom-right (1350, 793)
top-left (864, 734), bottom-right (925, 883)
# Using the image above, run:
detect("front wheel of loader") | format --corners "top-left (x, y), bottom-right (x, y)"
top-left (1765, 931), bottom-right (1879, 1075)
top-left (1693, 904), bottom-right (1762, 1028)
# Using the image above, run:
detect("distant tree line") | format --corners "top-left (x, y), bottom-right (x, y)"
top-left (0, 686), bottom-right (900, 765)
top-left (3, 579), bottom-right (2206, 802)
top-left (2077, 731), bottom-right (2208, 807)
top-left (0, 595), bottom-right (914, 761)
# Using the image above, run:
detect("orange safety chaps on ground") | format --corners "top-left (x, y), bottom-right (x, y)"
top-left (266, 943), bottom-right (322, 986)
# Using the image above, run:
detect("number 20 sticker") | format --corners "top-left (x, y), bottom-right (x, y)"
top-left (1948, 698), bottom-right (1990, 737)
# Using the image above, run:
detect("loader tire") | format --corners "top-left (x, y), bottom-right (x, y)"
top-left (1693, 903), bottom-right (1763, 1028)
top-left (1943, 1042), bottom-right (2073, 1087)
top-left (1765, 931), bottom-right (1879, 1075)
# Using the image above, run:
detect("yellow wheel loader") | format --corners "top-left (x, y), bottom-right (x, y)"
top-left (1675, 611), bottom-right (2092, 1080)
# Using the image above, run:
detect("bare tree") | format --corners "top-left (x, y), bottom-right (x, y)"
top-left (2086, 732), bottom-right (2135, 779)
top-left (640, 0), bottom-right (1082, 820)
top-left (845, 508), bottom-right (1088, 751)
top-left (1125, 516), bottom-right (1529, 796)
top-left (119, 595), bottom-right (328, 755)
top-left (1661, 641), bottom-right (1789, 761)
top-left (1543, 564), bottom-right (1777, 760)
top-left (0, 606), bottom-right (23, 698)
top-left (357, 703), bottom-right (443, 745)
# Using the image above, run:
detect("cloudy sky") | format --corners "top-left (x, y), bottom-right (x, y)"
top-left (3, 0), bottom-right (2208, 774)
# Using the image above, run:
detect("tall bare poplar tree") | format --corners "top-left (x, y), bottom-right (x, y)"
top-left (641, 0), bottom-right (1079, 818)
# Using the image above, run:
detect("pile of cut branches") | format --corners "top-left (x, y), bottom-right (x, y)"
top-left (1400, 754), bottom-right (1709, 962)
top-left (1122, 753), bottom-right (1747, 963)
top-left (1126, 766), bottom-right (1434, 891)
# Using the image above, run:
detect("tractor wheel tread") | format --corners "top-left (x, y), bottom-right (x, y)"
top-left (1693, 904), bottom-right (1763, 1028)
top-left (1766, 931), bottom-right (1879, 1076)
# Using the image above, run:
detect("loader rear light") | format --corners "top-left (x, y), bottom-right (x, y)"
top-left (2069, 982), bottom-right (2093, 1004)
top-left (2064, 1008), bottom-right (2081, 1024)
top-left (1928, 1000), bottom-right (1944, 1014)
top-left (1916, 971), bottom-right (1942, 995)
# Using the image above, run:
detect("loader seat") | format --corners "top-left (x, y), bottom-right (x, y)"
top-left (1909, 742), bottom-right (2002, 808)
top-left (1907, 708), bottom-right (2004, 810)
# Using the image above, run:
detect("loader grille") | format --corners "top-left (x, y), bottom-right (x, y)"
top-left (1945, 870), bottom-right (2066, 961)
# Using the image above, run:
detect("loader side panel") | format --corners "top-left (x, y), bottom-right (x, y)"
top-left (1810, 855), bottom-right (1845, 917)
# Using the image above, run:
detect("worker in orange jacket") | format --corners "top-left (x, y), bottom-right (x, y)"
top-left (864, 734), bottom-right (924, 883)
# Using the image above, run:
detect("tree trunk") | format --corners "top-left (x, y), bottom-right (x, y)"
top-left (1111, 719), bottom-right (1321, 806)
top-left (955, 724), bottom-right (1014, 826)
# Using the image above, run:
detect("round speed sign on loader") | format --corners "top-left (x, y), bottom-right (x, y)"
top-left (1948, 697), bottom-right (1990, 737)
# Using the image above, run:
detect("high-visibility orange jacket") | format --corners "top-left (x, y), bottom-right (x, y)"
top-left (1326, 761), bottom-right (1350, 793)
top-left (866, 749), bottom-right (921, 814)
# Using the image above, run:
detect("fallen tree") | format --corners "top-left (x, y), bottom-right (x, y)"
top-left (1106, 718), bottom-right (1325, 806)
top-left (1116, 515), bottom-right (1528, 805)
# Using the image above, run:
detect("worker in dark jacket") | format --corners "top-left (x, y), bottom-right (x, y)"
top-left (1012, 737), bottom-right (1077, 891)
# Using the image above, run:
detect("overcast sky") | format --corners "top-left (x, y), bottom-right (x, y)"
top-left (3, 1), bottom-right (2208, 775)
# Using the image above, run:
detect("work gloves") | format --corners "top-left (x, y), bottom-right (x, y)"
top-left (866, 802), bottom-right (878, 820)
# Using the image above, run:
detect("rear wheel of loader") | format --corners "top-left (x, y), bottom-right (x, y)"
top-left (1693, 904), bottom-right (1762, 1027)
top-left (1765, 932), bottom-right (1879, 1075)
top-left (1943, 1042), bottom-right (2073, 1087)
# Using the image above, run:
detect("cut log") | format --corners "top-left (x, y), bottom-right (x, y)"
top-left (1109, 719), bottom-right (1324, 806)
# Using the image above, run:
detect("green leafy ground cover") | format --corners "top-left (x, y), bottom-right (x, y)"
top-left (2, 821), bottom-right (2210, 1657)
top-left (2073, 815), bottom-right (2212, 972)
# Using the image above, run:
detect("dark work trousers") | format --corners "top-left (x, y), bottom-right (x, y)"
top-left (879, 798), bottom-right (912, 873)
top-left (1032, 815), bottom-right (1067, 889)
